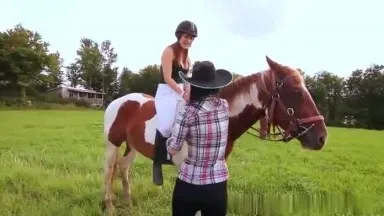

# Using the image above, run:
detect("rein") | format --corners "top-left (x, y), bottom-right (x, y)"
top-left (246, 70), bottom-right (324, 142)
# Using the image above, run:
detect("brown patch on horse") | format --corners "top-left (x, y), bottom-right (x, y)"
top-left (108, 101), bottom-right (140, 147)
top-left (126, 100), bottom-right (156, 160)
top-left (108, 99), bottom-right (156, 160)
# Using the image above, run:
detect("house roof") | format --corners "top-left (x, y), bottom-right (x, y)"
top-left (47, 85), bottom-right (105, 94)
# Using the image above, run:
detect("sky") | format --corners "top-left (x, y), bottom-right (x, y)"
top-left (1, 0), bottom-right (383, 79)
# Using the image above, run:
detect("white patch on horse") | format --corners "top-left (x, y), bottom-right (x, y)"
top-left (144, 116), bottom-right (156, 145)
top-left (228, 83), bottom-right (263, 117)
top-left (104, 93), bottom-right (150, 137)
top-left (249, 83), bottom-right (263, 109)
top-left (145, 99), bottom-right (185, 147)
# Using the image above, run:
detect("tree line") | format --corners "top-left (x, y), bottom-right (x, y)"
top-left (0, 24), bottom-right (383, 130)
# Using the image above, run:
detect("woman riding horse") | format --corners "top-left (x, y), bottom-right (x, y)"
top-left (153, 20), bottom-right (198, 185)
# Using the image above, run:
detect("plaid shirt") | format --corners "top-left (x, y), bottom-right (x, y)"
top-left (166, 96), bottom-right (230, 185)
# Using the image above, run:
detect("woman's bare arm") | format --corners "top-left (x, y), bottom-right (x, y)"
top-left (161, 47), bottom-right (185, 95)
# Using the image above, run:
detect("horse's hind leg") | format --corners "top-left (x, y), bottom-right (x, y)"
top-left (104, 139), bottom-right (119, 211)
top-left (118, 141), bottom-right (137, 205)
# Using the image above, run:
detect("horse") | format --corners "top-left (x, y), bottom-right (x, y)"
top-left (102, 56), bottom-right (328, 212)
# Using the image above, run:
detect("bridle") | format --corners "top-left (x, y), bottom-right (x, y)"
top-left (246, 70), bottom-right (324, 142)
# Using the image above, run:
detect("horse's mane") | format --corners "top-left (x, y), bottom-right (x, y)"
top-left (219, 66), bottom-right (305, 104)
top-left (219, 69), bottom-right (273, 103)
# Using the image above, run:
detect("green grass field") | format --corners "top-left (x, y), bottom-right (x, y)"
top-left (0, 110), bottom-right (383, 216)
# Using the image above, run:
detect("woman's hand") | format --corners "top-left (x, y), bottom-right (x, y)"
top-left (183, 91), bottom-right (190, 102)
top-left (183, 83), bottom-right (190, 102)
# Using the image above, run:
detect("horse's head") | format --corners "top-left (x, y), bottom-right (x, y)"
top-left (263, 56), bottom-right (327, 150)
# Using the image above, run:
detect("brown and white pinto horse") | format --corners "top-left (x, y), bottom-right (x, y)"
top-left (102, 56), bottom-right (328, 211)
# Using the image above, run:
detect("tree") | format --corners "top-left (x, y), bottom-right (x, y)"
top-left (344, 65), bottom-right (384, 129)
top-left (100, 40), bottom-right (119, 105)
top-left (314, 71), bottom-right (345, 125)
top-left (43, 51), bottom-right (64, 89)
top-left (65, 62), bottom-right (81, 88)
top-left (0, 24), bottom-right (60, 100)
top-left (117, 67), bottom-right (134, 96)
top-left (75, 38), bottom-right (103, 91)
top-left (128, 64), bottom-right (161, 96)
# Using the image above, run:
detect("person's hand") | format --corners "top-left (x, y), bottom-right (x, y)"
top-left (183, 91), bottom-right (190, 102)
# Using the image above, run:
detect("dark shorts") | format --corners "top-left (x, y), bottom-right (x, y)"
top-left (172, 178), bottom-right (228, 216)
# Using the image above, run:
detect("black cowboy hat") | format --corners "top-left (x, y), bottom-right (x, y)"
top-left (178, 61), bottom-right (233, 89)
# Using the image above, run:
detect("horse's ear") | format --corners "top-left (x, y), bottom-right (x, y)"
top-left (265, 56), bottom-right (282, 72)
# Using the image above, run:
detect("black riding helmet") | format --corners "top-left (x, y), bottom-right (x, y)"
top-left (175, 20), bottom-right (198, 40)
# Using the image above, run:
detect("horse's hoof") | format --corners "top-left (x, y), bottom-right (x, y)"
top-left (105, 206), bottom-right (116, 215)
top-left (123, 194), bottom-right (133, 206)
top-left (104, 201), bottom-right (116, 214)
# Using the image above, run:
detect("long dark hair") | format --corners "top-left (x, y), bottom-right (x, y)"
top-left (189, 85), bottom-right (219, 103)
top-left (170, 37), bottom-right (188, 67)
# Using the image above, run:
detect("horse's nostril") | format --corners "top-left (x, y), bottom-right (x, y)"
top-left (318, 135), bottom-right (325, 145)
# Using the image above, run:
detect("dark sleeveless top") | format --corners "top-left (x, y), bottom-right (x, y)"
top-left (159, 59), bottom-right (189, 84)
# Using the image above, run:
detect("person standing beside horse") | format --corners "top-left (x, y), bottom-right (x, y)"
top-left (166, 61), bottom-right (233, 216)
top-left (153, 20), bottom-right (198, 186)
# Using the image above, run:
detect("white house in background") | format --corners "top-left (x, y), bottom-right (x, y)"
top-left (47, 85), bottom-right (105, 107)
